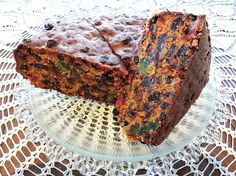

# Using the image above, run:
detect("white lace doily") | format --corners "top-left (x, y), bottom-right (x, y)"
top-left (0, 0), bottom-right (235, 175)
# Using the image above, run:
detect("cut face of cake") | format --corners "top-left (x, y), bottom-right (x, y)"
top-left (116, 12), bottom-right (211, 145)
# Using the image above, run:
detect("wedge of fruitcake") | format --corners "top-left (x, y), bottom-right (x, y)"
top-left (116, 11), bottom-right (211, 145)
top-left (14, 16), bottom-right (144, 103)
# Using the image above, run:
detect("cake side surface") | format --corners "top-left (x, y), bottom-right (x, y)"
top-left (116, 11), bottom-right (211, 145)
top-left (14, 19), bottom-right (128, 103)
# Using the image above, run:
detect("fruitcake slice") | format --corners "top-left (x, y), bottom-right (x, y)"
top-left (116, 12), bottom-right (211, 145)
top-left (14, 19), bottom-right (127, 103)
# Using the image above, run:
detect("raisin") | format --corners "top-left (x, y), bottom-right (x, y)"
top-left (152, 76), bottom-right (161, 85)
top-left (125, 21), bottom-right (132, 25)
top-left (183, 56), bottom-right (190, 63)
top-left (160, 112), bottom-right (166, 121)
top-left (27, 48), bottom-right (32, 54)
top-left (112, 108), bottom-right (119, 116)
top-left (148, 23), bottom-right (154, 32)
top-left (31, 53), bottom-right (42, 61)
top-left (57, 54), bottom-right (64, 61)
top-left (99, 55), bottom-right (109, 64)
top-left (166, 76), bottom-right (173, 84)
top-left (121, 56), bottom-right (131, 68)
top-left (101, 71), bottom-right (114, 83)
top-left (151, 15), bottom-right (158, 24)
top-left (22, 39), bottom-right (31, 43)
top-left (120, 121), bottom-right (129, 127)
top-left (164, 91), bottom-right (171, 97)
top-left (151, 34), bottom-right (156, 41)
top-left (94, 20), bottom-right (102, 26)
top-left (71, 69), bottom-right (80, 78)
top-left (170, 17), bottom-right (183, 30)
top-left (160, 102), bottom-right (169, 109)
top-left (82, 85), bottom-right (90, 94)
top-left (38, 50), bottom-right (46, 54)
top-left (18, 53), bottom-right (27, 59)
top-left (44, 23), bottom-right (54, 30)
top-left (148, 91), bottom-right (161, 103)
top-left (146, 111), bottom-right (152, 119)
top-left (20, 65), bottom-right (28, 70)
top-left (129, 69), bottom-right (139, 75)
top-left (165, 44), bottom-right (176, 58)
top-left (133, 56), bottom-right (139, 64)
top-left (176, 44), bottom-right (188, 57)
top-left (142, 103), bottom-right (150, 111)
top-left (80, 47), bottom-right (89, 53)
top-left (188, 14), bottom-right (197, 21)
top-left (42, 74), bottom-right (49, 79)
top-left (128, 110), bottom-right (136, 118)
top-left (34, 64), bottom-right (48, 69)
top-left (130, 123), bottom-right (140, 135)
top-left (141, 76), bottom-right (153, 88)
top-left (184, 25), bottom-right (192, 35)
top-left (42, 79), bottom-right (51, 86)
top-left (122, 37), bottom-right (132, 45)
top-left (46, 39), bottom-right (58, 48)
top-left (157, 34), bottom-right (167, 52)
top-left (141, 126), bottom-right (148, 134)
top-left (99, 55), bottom-right (119, 66)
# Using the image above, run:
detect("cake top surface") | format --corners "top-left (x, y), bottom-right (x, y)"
top-left (90, 15), bottom-right (145, 68)
top-left (22, 15), bottom-right (145, 74)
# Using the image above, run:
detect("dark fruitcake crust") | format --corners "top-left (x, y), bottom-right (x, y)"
top-left (14, 15), bottom-right (144, 103)
top-left (116, 11), bottom-right (211, 145)
top-left (89, 15), bottom-right (145, 69)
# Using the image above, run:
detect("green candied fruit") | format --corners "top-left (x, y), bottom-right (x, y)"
top-left (146, 121), bottom-right (159, 131)
top-left (56, 61), bottom-right (71, 72)
top-left (105, 90), bottom-right (118, 100)
top-left (130, 123), bottom-right (140, 136)
top-left (139, 57), bottom-right (150, 75)
top-left (77, 67), bottom-right (85, 73)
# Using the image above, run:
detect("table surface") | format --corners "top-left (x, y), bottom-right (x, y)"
top-left (0, 0), bottom-right (236, 175)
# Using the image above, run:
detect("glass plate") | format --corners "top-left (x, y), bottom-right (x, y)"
top-left (28, 75), bottom-right (216, 162)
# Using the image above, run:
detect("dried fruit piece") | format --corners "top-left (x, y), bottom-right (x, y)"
top-left (160, 102), bottom-right (169, 109)
top-left (157, 34), bottom-right (167, 52)
top-left (130, 123), bottom-right (140, 135)
top-left (148, 91), bottom-right (161, 103)
top-left (146, 121), bottom-right (159, 131)
top-left (122, 37), bottom-right (132, 45)
top-left (141, 76), bottom-right (153, 88)
top-left (44, 23), bottom-right (54, 30)
top-left (170, 17), bottom-right (183, 30)
top-left (139, 57), bottom-right (150, 75)
top-left (176, 44), bottom-right (188, 57)
top-left (47, 39), bottom-right (58, 48)
top-left (159, 112), bottom-right (166, 121)
top-left (165, 44), bottom-right (176, 58)
top-left (165, 76), bottom-right (173, 84)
